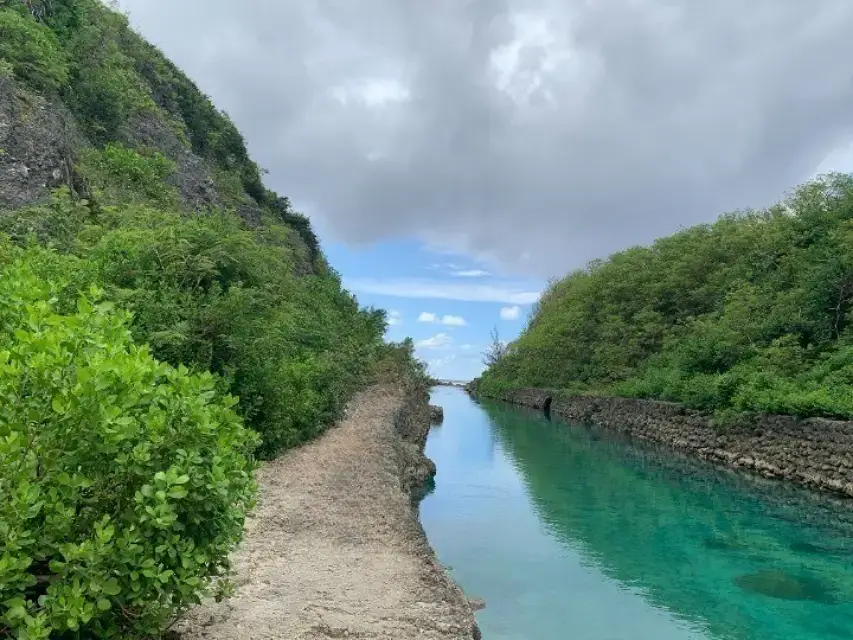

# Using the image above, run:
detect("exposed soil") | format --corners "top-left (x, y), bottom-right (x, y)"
top-left (177, 386), bottom-right (480, 640)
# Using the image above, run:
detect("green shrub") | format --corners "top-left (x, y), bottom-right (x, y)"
top-left (0, 8), bottom-right (69, 91)
top-left (0, 187), bottom-right (90, 251)
top-left (76, 207), bottom-right (385, 457)
top-left (0, 248), bottom-right (258, 639)
top-left (77, 143), bottom-right (179, 207)
top-left (63, 8), bottom-right (154, 141)
top-left (1, 193), bottom-right (386, 459)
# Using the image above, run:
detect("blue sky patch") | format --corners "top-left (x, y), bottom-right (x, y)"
top-left (324, 238), bottom-right (544, 381)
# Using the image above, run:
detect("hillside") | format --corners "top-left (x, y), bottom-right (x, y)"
top-left (478, 174), bottom-right (853, 421)
top-left (0, 1), bottom-right (423, 637)
top-left (0, 0), bottom-right (400, 453)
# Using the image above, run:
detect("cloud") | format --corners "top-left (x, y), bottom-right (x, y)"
top-left (344, 277), bottom-right (540, 304)
top-left (416, 333), bottom-right (453, 349)
top-left (387, 309), bottom-right (401, 326)
top-left (419, 312), bottom-right (467, 326)
top-left (429, 263), bottom-right (491, 278)
top-left (500, 305), bottom-right (521, 320)
top-left (428, 354), bottom-right (457, 370)
top-left (120, 0), bottom-right (853, 277)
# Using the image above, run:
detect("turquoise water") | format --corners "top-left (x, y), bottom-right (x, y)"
top-left (419, 387), bottom-right (853, 640)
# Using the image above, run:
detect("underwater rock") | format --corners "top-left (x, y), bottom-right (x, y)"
top-left (702, 533), bottom-right (747, 551)
top-left (734, 569), bottom-right (838, 604)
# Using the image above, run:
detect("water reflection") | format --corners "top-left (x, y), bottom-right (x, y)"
top-left (420, 387), bottom-right (853, 640)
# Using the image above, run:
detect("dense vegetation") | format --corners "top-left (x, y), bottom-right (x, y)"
top-left (0, 244), bottom-right (258, 639)
top-left (479, 174), bottom-right (853, 421)
top-left (0, 1), bottom-right (416, 637)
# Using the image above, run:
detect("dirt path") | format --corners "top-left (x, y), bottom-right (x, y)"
top-left (177, 386), bottom-right (480, 640)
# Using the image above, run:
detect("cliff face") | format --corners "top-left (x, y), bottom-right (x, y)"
top-left (0, 74), bottom-right (78, 208)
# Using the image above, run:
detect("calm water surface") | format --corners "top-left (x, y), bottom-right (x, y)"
top-left (419, 387), bottom-right (853, 640)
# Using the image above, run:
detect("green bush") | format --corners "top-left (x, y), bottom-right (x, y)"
top-left (0, 187), bottom-right (90, 252)
top-left (0, 58), bottom-right (14, 78)
top-left (0, 248), bottom-right (258, 639)
top-left (0, 7), bottom-right (69, 91)
top-left (76, 206), bottom-right (385, 458)
top-left (77, 143), bottom-right (179, 207)
top-left (62, 9), bottom-right (154, 140)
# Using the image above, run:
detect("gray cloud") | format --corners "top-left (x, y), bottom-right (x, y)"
top-left (119, 0), bottom-right (853, 276)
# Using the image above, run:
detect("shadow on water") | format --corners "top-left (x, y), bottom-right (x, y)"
top-left (412, 475), bottom-right (437, 504)
top-left (477, 398), bottom-right (853, 640)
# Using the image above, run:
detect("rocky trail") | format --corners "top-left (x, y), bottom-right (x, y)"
top-left (176, 386), bottom-right (480, 640)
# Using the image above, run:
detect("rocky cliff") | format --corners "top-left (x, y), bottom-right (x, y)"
top-left (0, 0), bottom-right (320, 274)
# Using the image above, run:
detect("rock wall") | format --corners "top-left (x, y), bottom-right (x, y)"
top-left (472, 386), bottom-right (853, 499)
top-left (394, 384), bottom-right (482, 640)
top-left (394, 384), bottom-right (438, 496)
top-left (0, 75), bottom-right (79, 209)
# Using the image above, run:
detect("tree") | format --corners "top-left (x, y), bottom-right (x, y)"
top-left (483, 326), bottom-right (508, 368)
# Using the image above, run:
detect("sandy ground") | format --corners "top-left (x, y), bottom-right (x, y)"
top-left (176, 386), bottom-right (480, 640)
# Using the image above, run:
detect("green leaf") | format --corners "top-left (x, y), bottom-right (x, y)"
top-left (103, 578), bottom-right (121, 596)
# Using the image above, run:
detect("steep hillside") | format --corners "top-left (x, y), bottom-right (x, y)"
top-left (0, 2), bottom-right (418, 637)
top-left (479, 174), bottom-right (853, 421)
top-left (0, 0), bottom-right (393, 455)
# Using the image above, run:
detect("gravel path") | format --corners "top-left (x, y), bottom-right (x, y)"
top-left (177, 386), bottom-right (479, 640)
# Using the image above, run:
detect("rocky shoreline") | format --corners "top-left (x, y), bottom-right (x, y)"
top-left (178, 385), bottom-right (481, 639)
top-left (468, 384), bottom-right (853, 500)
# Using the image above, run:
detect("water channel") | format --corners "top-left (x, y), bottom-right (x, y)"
top-left (419, 386), bottom-right (853, 640)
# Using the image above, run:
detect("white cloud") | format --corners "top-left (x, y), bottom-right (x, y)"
top-left (428, 354), bottom-right (457, 370)
top-left (387, 310), bottom-right (402, 326)
top-left (416, 333), bottom-right (452, 349)
top-left (451, 269), bottom-right (491, 278)
top-left (330, 78), bottom-right (410, 108)
top-left (345, 278), bottom-right (540, 304)
top-left (418, 312), bottom-right (468, 326)
top-left (500, 305), bottom-right (521, 320)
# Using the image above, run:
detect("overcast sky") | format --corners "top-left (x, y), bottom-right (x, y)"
top-left (119, 0), bottom-right (853, 279)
